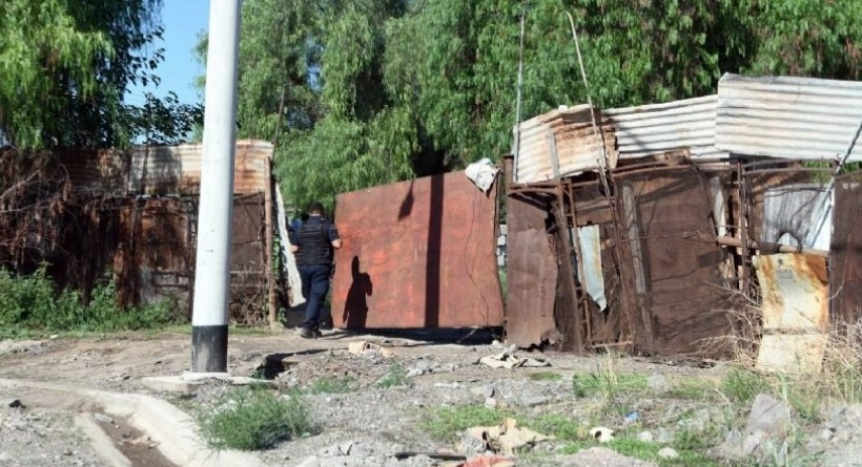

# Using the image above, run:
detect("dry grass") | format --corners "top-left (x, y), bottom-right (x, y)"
top-left (703, 289), bottom-right (862, 417)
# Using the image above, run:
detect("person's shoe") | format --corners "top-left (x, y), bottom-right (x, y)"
top-left (298, 327), bottom-right (315, 339)
top-left (312, 329), bottom-right (323, 338)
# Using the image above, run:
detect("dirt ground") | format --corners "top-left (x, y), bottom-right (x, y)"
top-left (0, 327), bottom-right (734, 467)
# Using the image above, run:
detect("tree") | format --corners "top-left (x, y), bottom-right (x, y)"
top-left (0, 0), bottom-right (199, 149)
top-left (226, 0), bottom-right (862, 210)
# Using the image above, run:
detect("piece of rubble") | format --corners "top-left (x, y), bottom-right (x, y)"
top-left (465, 418), bottom-right (551, 456)
top-left (347, 340), bottom-right (394, 358)
top-left (477, 350), bottom-right (549, 369)
top-left (589, 426), bottom-right (614, 443)
top-left (658, 447), bottom-right (679, 459)
top-left (3, 399), bottom-right (23, 408)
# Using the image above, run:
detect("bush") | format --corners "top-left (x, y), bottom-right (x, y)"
top-left (197, 387), bottom-right (316, 451)
top-left (0, 267), bottom-right (177, 337)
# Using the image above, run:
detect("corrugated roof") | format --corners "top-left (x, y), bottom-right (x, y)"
top-left (512, 105), bottom-right (616, 184)
top-left (605, 95), bottom-right (727, 160)
top-left (55, 140), bottom-right (273, 195)
top-left (128, 140), bottom-right (273, 195)
top-left (717, 73), bottom-right (862, 161)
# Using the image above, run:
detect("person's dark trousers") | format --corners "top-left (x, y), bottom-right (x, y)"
top-left (299, 264), bottom-right (332, 332)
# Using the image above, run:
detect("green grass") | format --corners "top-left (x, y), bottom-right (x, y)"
top-left (663, 377), bottom-right (720, 401)
top-left (721, 367), bottom-right (771, 404)
top-left (308, 376), bottom-right (356, 394)
top-left (421, 405), bottom-right (511, 442)
top-left (524, 413), bottom-right (585, 441)
top-left (377, 365), bottom-right (409, 388)
top-left (0, 268), bottom-right (180, 339)
top-left (572, 371), bottom-right (648, 400)
top-left (529, 371), bottom-right (563, 382)
top-left (196, 387), bottom-right (316, 451)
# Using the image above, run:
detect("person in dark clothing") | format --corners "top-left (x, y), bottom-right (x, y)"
top-left (289, 202), bottom-right (342, 338)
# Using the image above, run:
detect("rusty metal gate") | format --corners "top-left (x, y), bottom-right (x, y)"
top-left (614, 164), bottom-right (733, 355)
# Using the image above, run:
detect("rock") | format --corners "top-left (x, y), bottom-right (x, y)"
top-left (141, 376), bottom-right (197, 395)
top-left (91, 413), bottom-right (113, 424)
top-left (484, 397), bottom-right (497, 409)
top-left (660, 403), bottom-right (679, 423)
top-left (637, 431), bottom-right (655, 443)
top-left (0, 452), bottom-right (10, 461)
top-left (647, 373), bottom-right (668, 393)
top-left (827, 405), bottom-right (862, 433)
top-left (657, 447), bottom-right (679, 460)
top-left (406, 368), bottom-right (425, 378)
top-left (656, 427), bottom-right (675, 444)
top-left (3, 398), bottom-right (22, 408)
top-left (458, 432), bottom-right (488, 456)
top-left (482, 384), bottom-right (496, 399)
top-left (519, 395), bottom-right (551, 407)
top-left (412, 360), bottom-right (434, 372)
top-left (557, 447), bottom-right (658, 467)
top-left (747, 393), bottom-right (791, 439)
top-left (339, 441), bottom-right (354, 456)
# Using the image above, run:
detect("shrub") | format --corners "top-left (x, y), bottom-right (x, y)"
top-left (197, 387), bottom-right (316, 451)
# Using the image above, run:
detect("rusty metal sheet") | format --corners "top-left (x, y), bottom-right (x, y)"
top-left (753, 254), bottom-right (828, 374)
top-left (615, 167), bottom-right (732, 356)
top-left (114, 194), bottom-right (269, 324)
top-left (331, 171), bottom-right (504, 329)
top-left (831, 173), bottom-right (862, 325)
top-left (505, 194), bottom-right (558, 347)
top-left (514, 105), bottom-right (617, 184)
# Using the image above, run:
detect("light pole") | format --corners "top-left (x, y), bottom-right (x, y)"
top-left (190, 0), bottom-right (242, 373)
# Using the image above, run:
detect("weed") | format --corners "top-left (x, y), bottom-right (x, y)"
top-left (197, 387), bottom-right (315, 451)
top-left (663, 377), bottom-right (720, 401)
top-left (572, 371), bottom-right (647, 401)
top-left (308, 376), bottom-right (356, 394)
top-left (377, 365), bottom-right (409, 388)
top-left (524, 413), bottom-right (584, 441)
top-left (529, 371), bottom-right (563, 382)
top-left (421, 405), bottom-right (510, 442)
top-left (721, 367), bottom-right (770, 404)
top-left (0, 268), bottom-right (179, 338)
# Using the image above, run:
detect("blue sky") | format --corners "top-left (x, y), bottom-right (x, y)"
top-left (126, 0), bottom-right (210, 107)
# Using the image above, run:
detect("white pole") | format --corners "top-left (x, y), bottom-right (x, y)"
top-left (191, 0), bottom-right (242, 373)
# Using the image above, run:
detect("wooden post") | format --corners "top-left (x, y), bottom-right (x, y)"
top-left (264, 157), bottom-right (279, 329)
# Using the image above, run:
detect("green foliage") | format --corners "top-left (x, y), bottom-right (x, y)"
top-left (525, 413), bottom-right (584, 441)
top-left (197, 388), bottom-right (315, 451)
top-left (421, 405), bottom-right (510, 442)
top-left (0, 268), bottom-right (177, 338)
top-left (0, 0), bottom-right (196, 148)
top-left (377, 365), bottom-right (410, 388)
top-left (721, 367), bottom-right (771, 404)
top-left (572, 371), bottom-right (647, 402)
top-left (222, 0), bottom-right (862, 210)
top-left (308, 376), bottom-right (356, 394)
top-left (529, 371), bottom-right (563, 382)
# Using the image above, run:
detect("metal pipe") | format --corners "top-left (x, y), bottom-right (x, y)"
top-left (191, 0), bottom-right (242, 373)
top-left (714, 235), bottom-right (829, 258)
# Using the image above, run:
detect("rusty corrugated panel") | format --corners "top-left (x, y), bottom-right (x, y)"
top-left (753, 254), bottom-right (828, 374)
top-left (331, 171), bottom-right (504, 329)
top-left (717, 74), bottom-right (862, 160)
top-left (115, 194), bottom-right (268, 324)
top-left (55, 149), bottom-right (129, 193)
top-left (605, 95), bottom-right (727, 161)
top-left (513, 105), bottom-right (617, 184)
top-left (128, 139), bottom-right (273, 195)
top-left (505, 194), bottom-right (558, 347)
top-left (615, 167), bottom-right (732, 356)
top-left (831, 172), bottom-right (862, 325)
